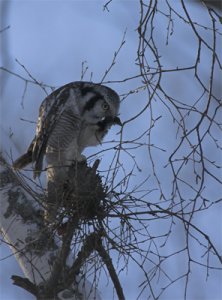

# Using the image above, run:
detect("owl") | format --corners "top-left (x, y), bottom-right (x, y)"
top-left (13, 81), bottom-right (121, 222)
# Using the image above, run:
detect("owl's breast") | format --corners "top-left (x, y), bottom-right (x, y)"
top-left (78, 124), bottom-right (104, 152)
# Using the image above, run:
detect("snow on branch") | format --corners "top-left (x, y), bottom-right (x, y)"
top-left (0, 154), bottom-right (102, 299)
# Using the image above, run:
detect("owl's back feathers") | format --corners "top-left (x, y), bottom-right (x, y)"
top-left (13, 81), bottom-right (121, 178)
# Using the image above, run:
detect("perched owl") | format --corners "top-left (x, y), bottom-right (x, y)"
top-left (13, 81), bottom-right (121, 222)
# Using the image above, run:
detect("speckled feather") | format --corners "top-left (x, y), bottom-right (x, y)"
top-left (13, 82), bottom-right (121, 179)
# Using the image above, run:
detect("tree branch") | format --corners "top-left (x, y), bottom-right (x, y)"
top-left (0, 154), bottom-right (101, 299)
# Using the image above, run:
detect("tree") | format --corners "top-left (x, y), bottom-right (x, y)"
top-left (0, 1), bottom-right (221, 299)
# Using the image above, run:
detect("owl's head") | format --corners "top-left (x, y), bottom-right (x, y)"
top-left (79, 82), bottom-right (122, 127)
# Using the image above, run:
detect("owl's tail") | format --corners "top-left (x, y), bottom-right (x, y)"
top-left (13, 150), bottom-right (32, 170)
top-left (13, 141), bottom-right (34, 170)
top-left (13, 140), bottom-right (43, 179)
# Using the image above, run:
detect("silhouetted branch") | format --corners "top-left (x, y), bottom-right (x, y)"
top-left (1, 1), bottom-right (222, 299)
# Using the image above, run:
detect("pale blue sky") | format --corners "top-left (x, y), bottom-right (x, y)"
top-left (1, 1), bottom-right (221, 300)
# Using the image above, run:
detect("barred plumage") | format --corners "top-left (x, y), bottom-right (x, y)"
top-left (13, 81), bottom-right (121, 222)
top-left (13, 81), bottom-right (121, 175)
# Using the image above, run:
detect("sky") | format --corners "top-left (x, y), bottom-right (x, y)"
top-left (0, 1), bottom-right (222, 300)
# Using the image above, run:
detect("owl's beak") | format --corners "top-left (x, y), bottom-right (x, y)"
top-left (113, 116), bottom-right (122, 126)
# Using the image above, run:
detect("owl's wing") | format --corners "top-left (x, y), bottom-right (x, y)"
top-left (32, 83), bottom-right (79, 177)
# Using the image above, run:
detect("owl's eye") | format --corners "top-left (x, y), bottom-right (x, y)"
top-left (102, 103), bottom-right (109, 110)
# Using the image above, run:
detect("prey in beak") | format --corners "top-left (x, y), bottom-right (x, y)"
top-left (112, 116), bottom-right (122, 126)
top-left (97, 116), bottom-right (122, 131)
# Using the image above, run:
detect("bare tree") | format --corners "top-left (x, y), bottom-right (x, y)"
top-left (1, 1), bottom-right (221, 299)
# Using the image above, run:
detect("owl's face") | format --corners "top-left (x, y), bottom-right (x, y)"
top-left (80, 84), bottom-right (121, 127)
top-left (83, 98), bottom-right (115, 123)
